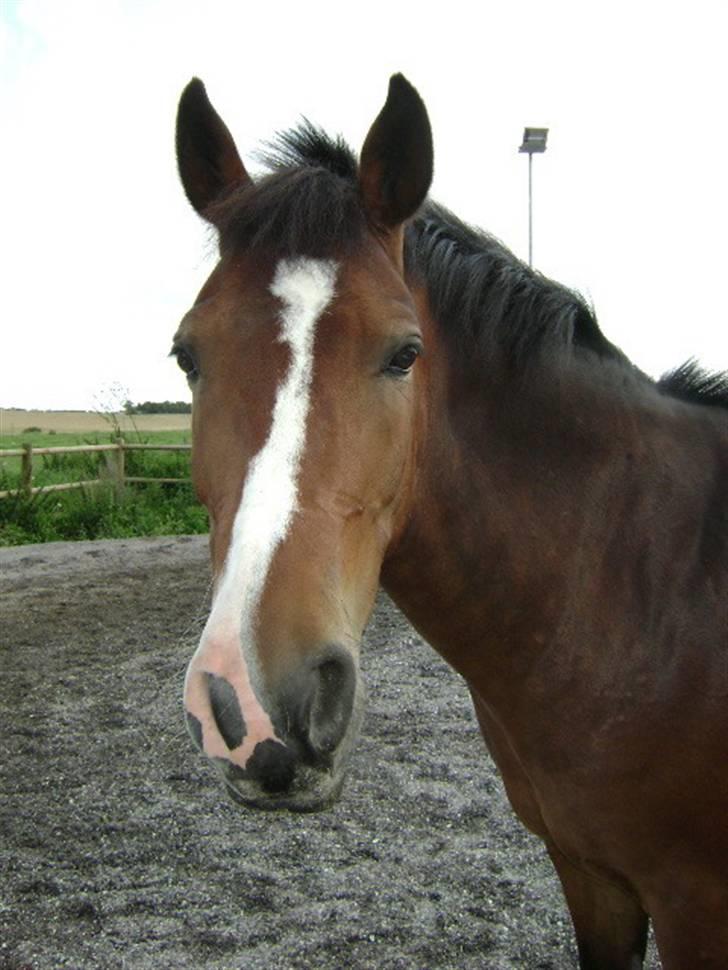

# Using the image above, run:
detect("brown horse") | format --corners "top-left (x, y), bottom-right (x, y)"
top-left (173, 74), bottom-right (728, 969)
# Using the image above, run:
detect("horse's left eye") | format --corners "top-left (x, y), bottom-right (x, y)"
top-left (171, 346), bottom-right (199, 381)
top-left (387, 344), bottom-right (420, 376)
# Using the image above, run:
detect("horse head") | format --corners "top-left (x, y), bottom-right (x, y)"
top-left (174, 76), bottom-right (433, 810)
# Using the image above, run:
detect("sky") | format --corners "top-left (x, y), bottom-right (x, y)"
top-left (1, 0), bottom-right (727, 412)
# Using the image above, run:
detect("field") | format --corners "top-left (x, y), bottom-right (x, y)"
top-left (0, 409), bottom-right (191, 435)
top-left (0, 413), bottom-right (204, 546)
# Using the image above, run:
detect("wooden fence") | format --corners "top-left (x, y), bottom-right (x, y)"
top-left (0, 442), bottom-right (191, 500)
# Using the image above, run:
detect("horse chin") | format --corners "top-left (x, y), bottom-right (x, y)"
top-left (222, 771), bottom-right (346, 814)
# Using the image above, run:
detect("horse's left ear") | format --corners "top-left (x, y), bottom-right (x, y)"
top-left (359, 74), bottom-right (433, 237)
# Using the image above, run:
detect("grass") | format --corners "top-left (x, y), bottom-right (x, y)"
top-left (0, 429), bottom-right (208, 546)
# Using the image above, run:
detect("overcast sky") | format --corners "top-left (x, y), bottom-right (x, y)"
top-left (1, 0), bottom-right (726, 412)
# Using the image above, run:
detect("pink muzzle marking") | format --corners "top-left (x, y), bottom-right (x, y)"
top-left (183, 623), bottom-right (283, 769)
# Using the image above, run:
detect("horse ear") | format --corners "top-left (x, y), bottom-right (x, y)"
top-left (359, 74), bottom-right (433, 232)
top-left (176, 78), bottom-right (251, 221)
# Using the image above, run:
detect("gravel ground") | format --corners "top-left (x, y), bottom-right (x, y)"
top-left (0, 536), bottom-right (661, 969)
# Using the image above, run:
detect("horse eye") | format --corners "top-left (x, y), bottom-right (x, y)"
top-left (172, 347), bottom-right (198, 381)
top-left (387, 344), bottom-right (420, 376)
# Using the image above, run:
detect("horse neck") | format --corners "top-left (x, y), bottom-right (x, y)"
top-left (381, 307), bottom-right (728, 693)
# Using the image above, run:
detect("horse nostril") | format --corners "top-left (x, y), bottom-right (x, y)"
top-left (306, 648), bottom-right (356, 760)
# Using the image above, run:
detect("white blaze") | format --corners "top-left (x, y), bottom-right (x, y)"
top-left (186, 257), bottom-right (338, 763)
top-left (218, 257), bottom-right (338, 644)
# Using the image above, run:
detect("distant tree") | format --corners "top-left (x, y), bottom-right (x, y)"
top-left (124, 400), bottom-right (192, 414)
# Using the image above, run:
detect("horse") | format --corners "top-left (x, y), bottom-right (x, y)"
top-left (172, 74), bottom-right (728, 969)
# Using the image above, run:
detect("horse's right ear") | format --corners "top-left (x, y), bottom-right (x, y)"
top-left (176, 78), bottom-right (251, 221)
top-left (359, 74), bottom-right (433, 235)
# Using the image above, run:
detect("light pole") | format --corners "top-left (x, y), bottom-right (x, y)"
top-left (518, 127), bottom-right (548, 267)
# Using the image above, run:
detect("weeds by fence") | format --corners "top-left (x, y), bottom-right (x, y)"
top-left (0, 436), bottom-right (205, 545)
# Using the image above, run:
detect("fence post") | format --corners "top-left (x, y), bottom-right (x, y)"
top-left (102, 441), bottom-right (125, 499)
top-left (113, 440), bottom-right (125, 499)
top-left (21, 443), bottom-right (33, 498)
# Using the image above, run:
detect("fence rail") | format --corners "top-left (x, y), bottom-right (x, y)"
top-left (0, 442), bottom-right (192, 499)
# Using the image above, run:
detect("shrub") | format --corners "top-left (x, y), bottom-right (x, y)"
top-left (0, 432), bottom-right (202, 546)
top-left (0, 482), bottom-right (207, 546)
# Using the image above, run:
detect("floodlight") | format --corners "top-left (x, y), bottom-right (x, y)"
top-left (519, 128), bottom-right (549, 155)
top-left (518, 127), bottom-right (549, 266)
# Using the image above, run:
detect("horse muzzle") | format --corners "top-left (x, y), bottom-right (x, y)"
top-left (184, 643), bottom-right (364, 812)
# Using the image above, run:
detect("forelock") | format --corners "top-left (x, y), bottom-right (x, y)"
top-left (206, 122), bottom-right (367, 259)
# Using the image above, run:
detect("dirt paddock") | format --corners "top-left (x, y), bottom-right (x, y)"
top-left (1, 536), bottom-right (661, 969)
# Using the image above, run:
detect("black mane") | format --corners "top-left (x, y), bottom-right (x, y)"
top-left (211, 122), bottom-right (728, 410)
top-left (658, 360), bottom-right (728, 411)
top-left (404, 202), bottom-right (619, 372)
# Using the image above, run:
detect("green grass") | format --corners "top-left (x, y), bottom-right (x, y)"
top-left (1, 431), bottom-right (105, 450)
top-left (0, 430), bottom-right (207, 546)
top-left (0, 429), bottom-right (191, 450)
top-left (0, 429), bottom-right (192, 484)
